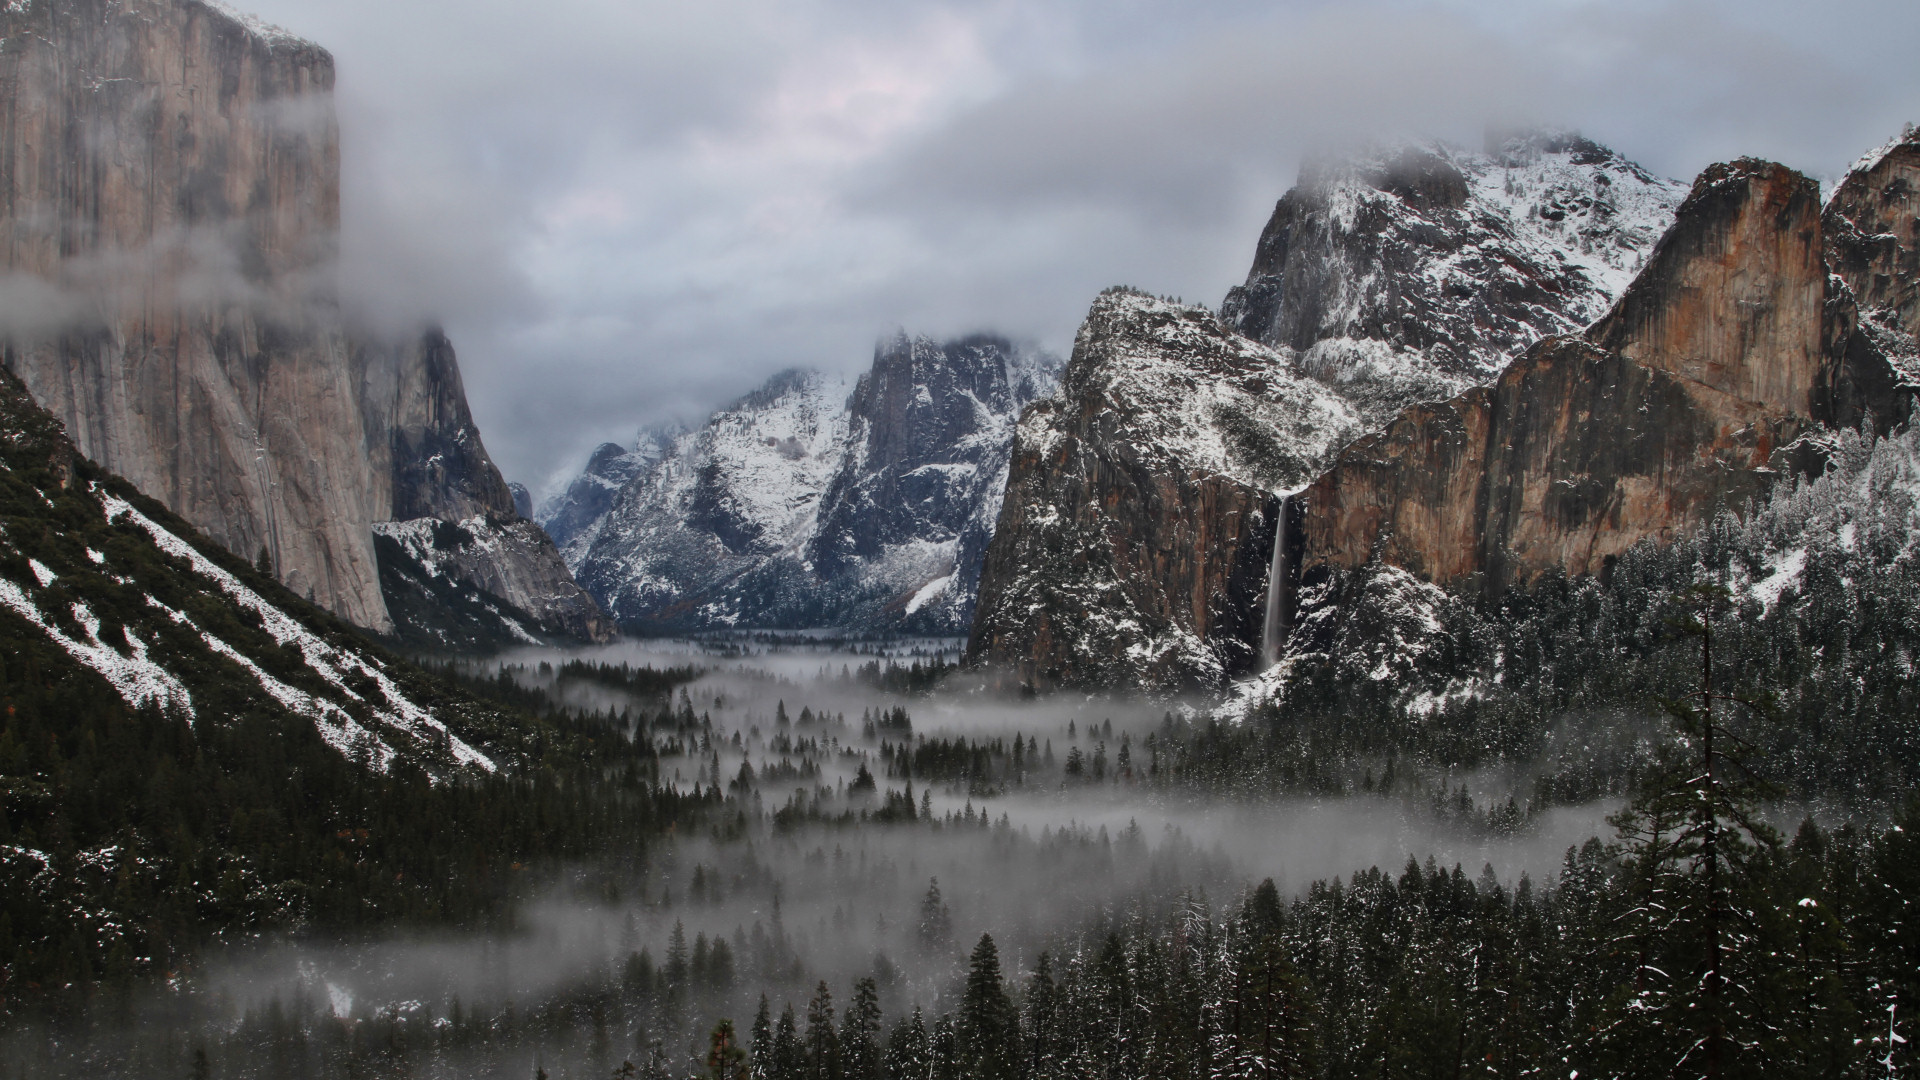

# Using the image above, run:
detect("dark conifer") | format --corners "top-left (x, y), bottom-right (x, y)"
top-left (957, 934), bottom-right (1019, 1079)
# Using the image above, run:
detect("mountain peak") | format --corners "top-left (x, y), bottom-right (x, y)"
top-left (1223, 132), bottom-right (1687, 430)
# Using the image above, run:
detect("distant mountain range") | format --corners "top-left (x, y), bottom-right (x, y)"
top-left (543, 334), bottom-right (1059, 635)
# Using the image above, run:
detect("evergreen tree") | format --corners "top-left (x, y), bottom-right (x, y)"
top-left (667, 920), bottom-right (692, 1023)
top-left (883, 1007), bottom-right (930, 1080)
top-left (1022, 952), bottom-right (1059, 1078)
top-left (708, 1019), bottom-right (749, 1080)
top-left (1230, 879), bottom-right (1316, 1078)
top-left (918, 878), bottom-right (952, 950)
top-left (956, 934), bottom-right (1020, 1079)
top-left (806, 981), bottom-right (842, 1080)
top-left (841, 977), bottom-right (883, 1080)
top-left (751, 996), bottom-right (775, 1080)
top-left (1589, 591), bottom-right (1784, 1079)
top-left (773, 1004), bottom-right (804, 1080)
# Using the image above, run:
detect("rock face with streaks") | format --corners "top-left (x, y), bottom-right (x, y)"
top-left (965, 290), bottom-right (1358, 691)
top-left (1825, 128), bottom-right (1920, 384)
top-left (0, 0), bottom-right (381, 624)
top-left (966, 133), bottom-right (1683, 692)
top-left (0, 0), bottom-right (608, 647)
top-left (358, 330), bottom-right (614, 648)
top-left (1278, 158), bottom-right (1912, 660)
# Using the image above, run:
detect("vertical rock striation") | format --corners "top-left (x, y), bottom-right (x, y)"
top-left (1281, 158), bottom-right (1911, 660)
top-left (0, 0), bottom-right (609, 647)
top-left (0, 0), bottom-right (385, 626)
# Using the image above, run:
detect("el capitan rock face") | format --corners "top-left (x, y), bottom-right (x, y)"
top-left (965, 290), bottom-right (1358, 691)
top-left (0, 0), bottom-right (383, 624)
top-left (0, 0), bottom-right (608, 646)
top-left (1280, 158), bottom-right (1912, 658)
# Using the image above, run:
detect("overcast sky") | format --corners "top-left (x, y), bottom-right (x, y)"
top-left (240, 0), bottom-right (1919, 497)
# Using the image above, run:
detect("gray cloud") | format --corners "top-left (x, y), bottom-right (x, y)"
top-left (238, 0), bottom-right (1920, 494)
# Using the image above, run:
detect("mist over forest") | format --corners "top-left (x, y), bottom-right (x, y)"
top-left (10, 619), bottom-right (1915, 1079)
top-left (2, 0), bottom-right (1918, 1077)
top-left (0, 636), bottom-right (1649, 1077)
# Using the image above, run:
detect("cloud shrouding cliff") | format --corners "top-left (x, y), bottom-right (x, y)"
top-left (238, 0), bottom-right (1920, 494)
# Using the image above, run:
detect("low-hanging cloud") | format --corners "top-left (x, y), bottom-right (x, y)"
top-left (231, 0), bottom-right (1919, 494)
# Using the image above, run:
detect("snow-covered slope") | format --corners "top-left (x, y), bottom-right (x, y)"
top-left (1223, 132), bottom-right (1687, 427)
top-left (806, 333), bottom-right (1060, 631)
top-left (541, 432), bottom-right (676, 557)
top-left (0, 369), bottom-right (511, 777)
top-left (563, 369), bottom-right (856, 629)
top-left (552, 336), bottom-right (1059, 634)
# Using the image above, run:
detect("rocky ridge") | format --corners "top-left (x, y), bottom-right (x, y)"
top-left (1223, 132), bottom-right (1686, 429)
top-left (552, 335), bottom-right (1058, 634)
top-left (0, 0), bottom-right (607, 648)
top-left (1252, 153), bottom-right (1916, 705)
top-left (0, 365), bottom-right (509, 776)
top-left (964, 290), bottom-right (1359, 691)
top-left (967, 133), bottom-right (1682, 691)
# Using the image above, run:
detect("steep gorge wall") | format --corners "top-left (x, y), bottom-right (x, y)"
top-left (359, 329), bottom-right (612, 643)
top-left (1826, 131), bottom-right (1920, 381)
top-left (356, 329), bottom-right (516, 523)
top-left (968, 136), bottom-right (1681, 693)
top-left (0, 0), bottom-right (387, 626)
top-left (1284, 159), bottom-right (1911, 636)
top-left (0, 0), bottom-right (609, 644)
top-left (965, 292), bottom-right (1356, 691)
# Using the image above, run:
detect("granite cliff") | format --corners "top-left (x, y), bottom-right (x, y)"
top-left (1825, 128), bottom-right (1920, 382)
top-left (1223, 133), bottom-right (1686, 428)
top-left (1271, 155), bottom-right (1913, 680)
top-left (0, 0), bottom-right (607, 648)
top-left (0, 0), bottom-right (378, 623)
top-left (968, 135), bottom-right (1682, 691)
top-left (964, 290), bottom-right (1357, 691)
top-left (359, 330), bottom-right (614, 648)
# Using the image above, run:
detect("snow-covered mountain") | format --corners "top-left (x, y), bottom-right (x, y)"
top-left (1222, 131), bottom-right (1687, 428)
top-left (545, 334), bottom-right (1060, 633)
top-left (969, 132), bottom-right (1689, 692)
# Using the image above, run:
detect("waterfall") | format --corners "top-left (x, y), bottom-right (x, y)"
top-left (1259, 494), bottom-right (1292, 670)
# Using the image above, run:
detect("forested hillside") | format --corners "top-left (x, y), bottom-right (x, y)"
top-left (0, 369), bottom-right (701, 1010)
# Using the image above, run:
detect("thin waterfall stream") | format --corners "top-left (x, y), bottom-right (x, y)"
top-left (1259, 494), bottom-right (1292, 669)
